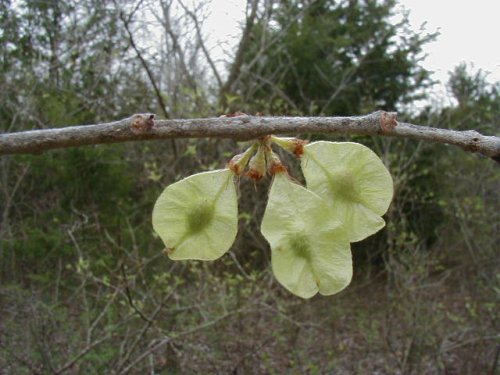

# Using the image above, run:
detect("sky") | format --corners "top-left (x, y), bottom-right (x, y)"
top-left (202, 0), bottom-right (500, 108)
top-left (397, 0), bottom-right (500, 96)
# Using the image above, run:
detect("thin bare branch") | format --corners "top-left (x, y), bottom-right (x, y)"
top-left (0, 112), bottom-right (498, 161)
top-left (177, 0), bottom-right (223, 89)
top-left (219, 0), bottom-right (259, 110)
top-left (118, 6), bottom-right (170, 120)
top-left (121, 264), bottom-right (154, 324)
top-left (118, 2), bottom-right (178, 157)
top-left (249, 72), bottom-right (299, 111)
top-left (54, 334), bottom-right (112, 375)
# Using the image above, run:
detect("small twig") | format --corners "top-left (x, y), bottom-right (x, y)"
top-left (120, 264), bottom-right (153, 323)
top-left (177, 0), bottom-right (223, 89)
top-left (0, 340), bottom-right (40, 374)
top-left (219, 0), bottom-right (259, 109)
top-left (490, 344), bottom-right (499, 375)
top-left (120, 338), bottom-right (171, 375)
top-left (54, 334), bottom-right (112, 374)
top-left (118, 7), bottom-right (170, 120)
top-left (117, 3), bottom-right (178, 158)
top-left (117, 288), bottom-right (175, 374)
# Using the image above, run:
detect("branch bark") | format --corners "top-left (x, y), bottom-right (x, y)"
top-left (0, 112), bottom-right (499, 161)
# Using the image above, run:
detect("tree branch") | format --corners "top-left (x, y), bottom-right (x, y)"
top-left (177, 0), bottom-right (223, 89)
top-left (218, 0), bottom-right (259, 110)
top-left (0, 112), bottom-right (498, 161)
top-left (118, 6), bottom-right (170, 120)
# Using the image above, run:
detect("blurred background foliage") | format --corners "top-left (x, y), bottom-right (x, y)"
top-left (0, 0), bottom-right (498, 373)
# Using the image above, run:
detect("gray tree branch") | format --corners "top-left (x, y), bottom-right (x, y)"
top-left (0, 112), bottom-right (498, 161)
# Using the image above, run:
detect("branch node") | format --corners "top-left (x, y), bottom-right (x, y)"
top-left (379, 111), bottom-right (398, 133)
top-left (131, 114), bottom-right (155, 135)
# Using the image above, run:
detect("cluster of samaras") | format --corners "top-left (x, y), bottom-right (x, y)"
top-left (152, 136), bottom-right (393, 298)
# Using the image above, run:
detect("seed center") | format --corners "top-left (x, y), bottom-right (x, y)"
top-left (289, 233), bottom-right (311, 260)
top-left (187, 200), bottom-right (214, 233)
top-left (329, 170), bottom-right (358, 202)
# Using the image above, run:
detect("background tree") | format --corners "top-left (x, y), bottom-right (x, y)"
top-left (229, 0), bottom-right (435, 115)
top-left (0, 1), bottom-right (498, 373)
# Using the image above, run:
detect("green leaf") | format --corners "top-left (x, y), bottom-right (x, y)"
top-left (152, 169), bottom-right (238, 261)
top-left (261, 173), bottom-right (352, 299)
top-left (301, 141), bottom-right (393, 242)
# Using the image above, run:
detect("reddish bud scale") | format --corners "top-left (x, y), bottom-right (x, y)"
top-left (265, 150), bottom-right (286, 176)
top-left (131, 114), bottom-right (155, 134)
top-left (247, 168), bottom-right (264, 182)
top-left (269, 162), bottom-right (288, 175)
top-left (228, 153), bottom-right (246, 175)
top-left (292, 139), bottom-right (308, 157)
top-left (270, 136), bottom-right (308, 157)
top-left (227, 143), bottom-right (259, 176)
